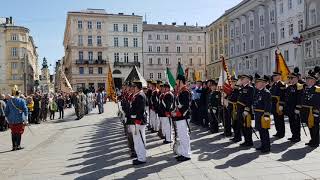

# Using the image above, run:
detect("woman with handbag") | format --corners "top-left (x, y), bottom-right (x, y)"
top-left (4, 86), bottom-right (28, 151)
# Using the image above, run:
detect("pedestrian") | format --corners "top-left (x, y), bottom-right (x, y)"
top-left (253, 74), bottom-right (272, 153)
top-left (0, 94), bottom-right (7, 131)
top-left (49, 98), bottom-right (57, 120)
top-left (26, 96), bottom-right (34, 123)
top-left (32, 93), bottom-right (41, 124)
top-left (171, 74), bottom-right (191, 162)
top-left (40, 94), bottom-right (49, 121)
top-left (96, 88), bottom-right (104, 114)
top-left (5, 86), bottom-right (28, 151)
top-left (208, 80), bottom-right (221, 134)
top-left (57, 95), bottom-right (65, 119)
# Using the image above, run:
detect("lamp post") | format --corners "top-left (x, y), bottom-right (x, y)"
top-left (23, 53), bottom-right (28, 95)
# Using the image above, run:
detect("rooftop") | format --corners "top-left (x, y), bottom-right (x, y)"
top-left (68, 8), bottom-right (142, 17)
top-left (143, 23), bottom-right (205, 32)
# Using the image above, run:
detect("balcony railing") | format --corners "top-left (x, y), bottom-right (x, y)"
top-left (114, 61), bottom-right (140, 68)
top-left (75, 59), bottom-right (107, 65)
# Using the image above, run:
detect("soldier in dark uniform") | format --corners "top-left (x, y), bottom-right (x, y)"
top-left (130, 80), bottom-right (147, 165)
top-left (286, 68), bottom-right (303, 142)
top-left (300, 71), bottom-right (320, 148)
top-left (158, 82), bottom-right (175, 144)
top-left (236, 74), bottom-right (254, 147)
top-left (171, 74), bottom-right (191, 161)
top-left (225, 76), bottom-right (239, 138)
top-left (253, 74), bottom-right (272, 153)
top-left (270, 72), bottom-right (286, 138)
top-left (158, 82), bottom-right (166, 139)
top-left (146, 80), bottom-right (153, 130)
top-left (208, 80), bottom-right (221, 134)
top-left (150, 81), bottom-right (159, 133)
top-left (197, 81), bottom-right (210, 128)
top-left (191, 81), bottom-right (202, 125)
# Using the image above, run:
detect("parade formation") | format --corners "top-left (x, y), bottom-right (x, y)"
top-left (118, 62), bottom-right (320, 165)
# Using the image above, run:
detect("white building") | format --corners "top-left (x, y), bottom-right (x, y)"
top-left (275, 0), bottom-right (304, 70)
top-left (63, 9), bottom-right (143, 90)
top-left (143, 22), bottom-right (206, 81)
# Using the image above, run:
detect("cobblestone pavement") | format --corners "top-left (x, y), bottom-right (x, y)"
top-left (1, 102), bottom-right (320, 180)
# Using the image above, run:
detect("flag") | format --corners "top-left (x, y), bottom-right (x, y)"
top-left (195, 71), bottom-right (201, 81)
top-left (59, 65), bottom-right (73, 93)
top-left (166, 67), bottom-right (176, 89)
top-left (275, 50), bottom-right (290, 81)
top-left (232, 68), bottom-right (236, 77)
top-left (218, 69), bottom-right (227, 87)
top-left (106, 63), bottom-right (116, 102)
top-left (221, 56), bottom-right (231, 85)
top-left (176, 62), bottom-right (184, 78)
top-left (221, 56), bottom-right (233, 95)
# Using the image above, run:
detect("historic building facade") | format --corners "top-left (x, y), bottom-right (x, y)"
top-left (0, 17), bottom-right (39, 94)
top-left (143, 23), bottom-right (206, 82)
top-left (63, 9), bottom-right (143, 90)
top-left (301, 0), bottom-right (320, 73)
top-left (206, 13), bottom-right (229, 80)
top-left (228, 0), bottom-right (278, 76)
top-left (275, 0), bottom-right (304, 70)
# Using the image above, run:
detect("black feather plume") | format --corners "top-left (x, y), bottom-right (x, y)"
top-left (294, 67), bottom-right (299, 73)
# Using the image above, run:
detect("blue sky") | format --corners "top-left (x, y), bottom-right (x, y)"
top-left (1, 0), bottom-right (242, 73)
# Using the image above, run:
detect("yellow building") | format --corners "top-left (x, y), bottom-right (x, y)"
top-left (0, 17), bottom-right (39, 95)
top-left (206, 13), bottom-right (230, 80)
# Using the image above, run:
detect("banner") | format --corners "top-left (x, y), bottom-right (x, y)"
top-left (106, 63), bottom-right (116, 102)
top-left (275, 50), bottom-right (290, 81)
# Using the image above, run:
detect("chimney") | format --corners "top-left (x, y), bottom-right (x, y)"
top-left (118, 13), bottom-right (124, 15)
top-left (132, 13), bottom-right (135, 15)
top-left (172, 22), bottom-right (176, 25)
top-left (158, 22), bottom-right (162, 25)
top-left (184, 22), bottom-right (186, 26)
top-left (9, 16), bottom-right (12, 24)
top-left (5, 18), bottom-right (9, 24)
top-left (143, 21), bottom-right (147, 24)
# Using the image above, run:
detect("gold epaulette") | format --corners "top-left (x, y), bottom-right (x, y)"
top-left (316, 86), bottom-right (320, 93)
top-left (297, 83), bottom-right (304, 90)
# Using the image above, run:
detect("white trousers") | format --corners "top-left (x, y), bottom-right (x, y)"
top-left (175, 119), bottom-right (191, 158)
top-left (146, 106), bottom-right (150, 124)
top-left (131, 124), bottom-right (147, 162)
top-left (159, 117), bottom-right (172, 142)
top-left (150, 110), bottom-right (159, 130)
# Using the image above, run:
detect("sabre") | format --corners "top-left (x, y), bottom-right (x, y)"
top-left (251, 127), bottom-right (259, 140)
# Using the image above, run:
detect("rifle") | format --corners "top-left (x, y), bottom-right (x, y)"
top-left (296, 113), bottom-right (307, 136)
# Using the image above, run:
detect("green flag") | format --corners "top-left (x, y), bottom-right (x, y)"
top-left (176, 62), bottom-right (184, 78)
top-left (166, 67), bottom-right (176, 88)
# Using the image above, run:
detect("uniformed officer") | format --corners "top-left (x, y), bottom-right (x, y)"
top-left (236, 74), bottom-right (254, 147)
top-left (158, 82), bottom-right (174, 144)
top-left (130, 80), bottom-right (147, 165)
top-left (171, 74), bottom-right (191, 161)
top-left (286, 68), bottom-right (303, 142)
top-left (150, 80), bottom-right (159, 133)
top-left (270, 72), bottom-right (286, 138)
top-left (300, 71), bottom-right (320, 148)
top-left (226, 76), bottom-right (239, 138)
top-left (146, 80), bottom-right (153, 130)
top-left (230, 76), bottom-right (241, 142)
top-left (191, 81), bottom-right (202, 125)
top-left (208, 80), bottom-right (221, 134)
top-left (158, 82), bottom-right (166, 139)
top-left (253, 74), bottom-right (272, 153)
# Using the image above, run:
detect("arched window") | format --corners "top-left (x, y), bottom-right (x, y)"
top-left (113, 69), bottom-right (121, 74)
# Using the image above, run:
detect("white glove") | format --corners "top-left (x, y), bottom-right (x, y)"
top-left (314, 114), bottom-right (319, 118)
top-left (223, 99), bottom-right (229, 107)
top-left (212, 109), bottom-right (217, 114)
top-left (264, 117), bottom-right (269, 121)
top-left (294, 109), bottom-right (300, 114)
top-left (279, 106), bottom-right (283, 111)
top-left (243, 111), bottom-right (249, 116)
top-left (171, 112), bottom-right (177, 117)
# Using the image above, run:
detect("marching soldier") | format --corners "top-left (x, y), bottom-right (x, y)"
top-left (270, 72), bottom-right (286, 138)
top-left (301, 71), bottom-right (320, 148)
top-left (226, 76), bottom-right (239, 138)
top-left (150, 81), bottom-right (158, 133)
top-left (146, 80), bottom-right (153, 130)
top-left (236, 74), bottom-right (254, 147)
top-left (286, 68), bottom-right (303, 142)
top-left (208, 80), bottom-right (221, 134)
top-left (253, 74), bottom-right (272, 153)
top-left (171, 74), bottom-right (191, 161)
top-left (158, 82), bottom-right (165, 139)
top-left (130, 80), bottom-right (147, 165)
top-left (158, 82), bottom-right (174, 144)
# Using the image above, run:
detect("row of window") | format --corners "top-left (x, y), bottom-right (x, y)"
top-left (147, 46), bottom-right (202, 53)
top-left (209, 25), bottom-right (228, 43)
top-left (149, 72), bottom-right (163, 80)
top-left (305, 39), bottom-right (320, 59)
top-left (279, 0), bottom-right (303, 14)
top-left (147, 57), bottom-right (201, 66)
top-left (147, 34), bottom-right (202, 41)
top-left (113, 37), bottom-right (139, 47)
top-left (10, 34), bottom-right (27, 42)
top-left (114, 52), bottom-right (139, 62)
top-left (78, 35), bottom-right (102, 46)
top-left (79, 67), bottom-right (104, 75)
top-left (77, 20), bottom-right (139, 32)
top-left (78, 51), bottom-right (103, 60)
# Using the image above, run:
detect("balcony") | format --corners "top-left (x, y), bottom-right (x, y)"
top-left (75, 59), bottom-right (107, 65)
top-left (114, 61), bottom-right (140, 68)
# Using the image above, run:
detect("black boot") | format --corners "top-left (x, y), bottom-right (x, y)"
top-left (11, 134), bottom-right (17, 151)
top-left (16, 134), bottom-right (24, 150)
